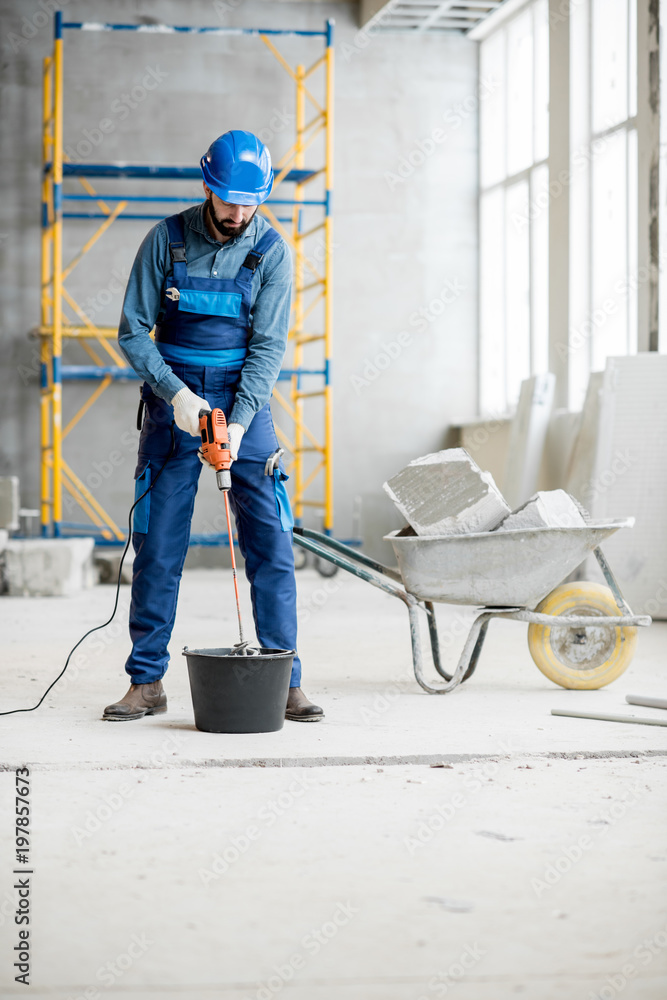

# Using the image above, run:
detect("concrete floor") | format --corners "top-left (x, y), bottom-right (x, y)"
top-left (1, 567), bottom-right (667, 998)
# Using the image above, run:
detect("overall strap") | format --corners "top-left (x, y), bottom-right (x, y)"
top-left (238, 227), bottom-right (282, 280)
top-left (164, 213), bottom-right (188, 279)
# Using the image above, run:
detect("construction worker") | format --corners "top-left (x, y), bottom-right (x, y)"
top-left (103, 130), bottom-right (322, 724)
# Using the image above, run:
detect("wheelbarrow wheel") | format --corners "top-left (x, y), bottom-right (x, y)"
top-left (527, 582), bottom-right (637, 690)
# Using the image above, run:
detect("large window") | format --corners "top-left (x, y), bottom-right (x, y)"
top-left (478, 0), bottom-right (643, 415)
top-left (479, 0), bottom-right (549, 414)
top-left (569, 0), bottom-right (638, 408)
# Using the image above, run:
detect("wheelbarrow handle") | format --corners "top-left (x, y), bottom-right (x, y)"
top-left (292, 530), bottom-right (414, 606)
top-left (293, 526), bottom-right (403, 583)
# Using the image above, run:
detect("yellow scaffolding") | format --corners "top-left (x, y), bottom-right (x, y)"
top-left (40, 13), bottom-right (334, 542)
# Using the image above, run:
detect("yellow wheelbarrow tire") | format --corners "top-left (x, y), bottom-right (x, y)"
top-left (527, 582), bottom-right (637, 690)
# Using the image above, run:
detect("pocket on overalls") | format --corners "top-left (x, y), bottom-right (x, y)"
top-left (133, 460), bottom-right (151, 534)
top-left (177, 289), bottom-right (242, 318)
top-left (138, 383), bottom-right (175, 459)
top-left (273, 470), bottom-right (294, 532)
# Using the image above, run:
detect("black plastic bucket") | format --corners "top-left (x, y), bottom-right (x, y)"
top-left (183, 646), bottom-right (295, 734)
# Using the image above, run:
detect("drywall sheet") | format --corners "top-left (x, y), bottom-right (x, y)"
top-left (566, 371), bottom-right (605, 511)
top-left (503, 373), bottom-right (556, 509)
top-left (577, 355), bottom-right (667, 619)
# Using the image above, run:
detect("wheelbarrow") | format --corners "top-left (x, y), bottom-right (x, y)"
top-left (293, 519), bottom-right (651, 694)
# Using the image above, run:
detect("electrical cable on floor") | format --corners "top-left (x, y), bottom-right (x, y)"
top-left (0, 426), bottom-right (176, 717)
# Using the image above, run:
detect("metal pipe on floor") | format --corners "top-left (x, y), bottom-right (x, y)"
top-left (552, 709), bottom-right (667, 727)
top-left (626, 694), bottom-right (667, 711)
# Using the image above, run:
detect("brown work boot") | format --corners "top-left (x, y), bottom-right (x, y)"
top-left (102, 681), bottom-right (167, 722)
top-left (285, 687), bottom-right (323, 722)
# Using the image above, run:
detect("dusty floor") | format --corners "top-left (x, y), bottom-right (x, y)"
top-left (1, 567), bottom-right (666, 998)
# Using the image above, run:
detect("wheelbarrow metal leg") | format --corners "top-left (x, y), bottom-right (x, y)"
top-left (424, 603), bottom-right (488, 683)
top-left (593, 546), bottom-right (632, 615)
top-left (424, 602), bottom-right (452, 681)
top-left (465, 619), bottom-right (489, 681)
top-left (409, 605), bottom-right (495, 694)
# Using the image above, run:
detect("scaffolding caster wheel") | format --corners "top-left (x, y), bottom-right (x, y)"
top-left (527, 582), bottom-right (637, 690)
top-left (315, 556), bottom-right (338, 578)
top-left (293, 544), bottom-right (307, 571)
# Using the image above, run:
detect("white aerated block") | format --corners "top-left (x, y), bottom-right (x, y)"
top-left (2, 538), bottom-right (96, 596)
top-left (495, 490), bottom-right (588, 531)
top-left (383, 448), bottom-right (511, 536)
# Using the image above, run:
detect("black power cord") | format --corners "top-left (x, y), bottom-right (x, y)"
top-left (0, 426), bottom-right (176, 717)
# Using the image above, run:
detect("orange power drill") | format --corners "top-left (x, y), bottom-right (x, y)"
top-left (198, 408), bottom-right (232, 492)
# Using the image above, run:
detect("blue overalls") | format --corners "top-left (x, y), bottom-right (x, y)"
top-left (125, 213), bottom-right (301, 687)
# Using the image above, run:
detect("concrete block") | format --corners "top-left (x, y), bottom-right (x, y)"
top-left (0, 529), bottom-right (8, 552)
top-left (383, 448), bottom-right (511, 536)
top-left (2, 538), bottom-right (96, 597)
top-left (495, 490), bottom-right (588, 531)
top-left (0, 476), bottom-right (20, 531)
top-left (95, 547), bottom-right (134, 585)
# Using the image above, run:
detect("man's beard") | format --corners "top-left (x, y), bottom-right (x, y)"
top-left (206, 195), bottom-right (256, 239)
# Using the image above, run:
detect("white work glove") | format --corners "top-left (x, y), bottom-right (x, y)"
top-left (198, 422), bottom-right (245, 470)
top-left (227, 423), bottom-right (245, 461)
top-left (171, 386), bottom-right (211, 437)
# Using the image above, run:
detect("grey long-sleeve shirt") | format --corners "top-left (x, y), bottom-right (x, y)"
top-left (117, 202), bottom-right (292, 430)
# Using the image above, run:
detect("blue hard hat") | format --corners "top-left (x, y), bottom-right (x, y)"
top-left (200, 130), bottom-right (274, 206)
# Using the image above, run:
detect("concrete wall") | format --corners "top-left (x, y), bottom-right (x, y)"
top-left (0, 0), bottom-right (479, 561)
